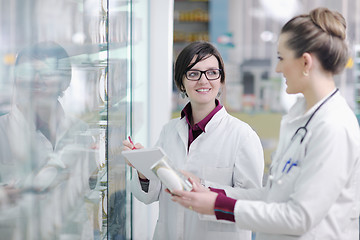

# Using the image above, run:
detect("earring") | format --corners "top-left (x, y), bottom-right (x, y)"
top-left (180, 91), bottom-right (187, 99)
top-left (303, 71), bottom-right (309, 77)
top-left (217, 89), bottom-right (222, 97)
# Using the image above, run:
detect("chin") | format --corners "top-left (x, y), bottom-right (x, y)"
top-left (285, 86), bottom-right (295, 95)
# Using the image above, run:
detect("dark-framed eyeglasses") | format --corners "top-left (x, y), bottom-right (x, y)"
top-left (185, 69), bottom-right (222, 81)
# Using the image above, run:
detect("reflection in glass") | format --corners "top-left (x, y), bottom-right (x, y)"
top-left (0, 42), bottom-right (102, 239)
top-left (0, 0), bottom-right (137, 239)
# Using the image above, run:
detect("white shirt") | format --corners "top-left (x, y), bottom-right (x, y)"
top-left (131, 107), bottom-right (264, 240)
top-left (228, 91), bottom-right (360, 240)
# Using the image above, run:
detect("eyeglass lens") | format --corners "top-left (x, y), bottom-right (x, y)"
top-left (186, 69), bottom-right (221, 81)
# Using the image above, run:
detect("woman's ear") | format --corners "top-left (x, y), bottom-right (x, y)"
top-left (302, 52), bottom-right (313, 73)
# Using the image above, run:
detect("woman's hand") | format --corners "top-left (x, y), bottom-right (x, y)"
top-left (122, 139), bottom-right (147, 180)
top-left (171, 181), bottom-right (218, 215)
top-left (180, 170), bottom-right (201, 185)
top-left (122, 139), bottom-right (144, 153)
top-left (3, 185), bottom-right (21, 203)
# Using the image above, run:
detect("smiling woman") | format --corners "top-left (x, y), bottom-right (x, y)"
top-left (124, 41), bottom-right (265, 240)
top-left (174, 42), bottom-right (225, 124)
top-left (182, 55), bottom-right (222, 117)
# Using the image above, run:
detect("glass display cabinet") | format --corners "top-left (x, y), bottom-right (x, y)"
top-left (0, 0), bottom-right (144, 239)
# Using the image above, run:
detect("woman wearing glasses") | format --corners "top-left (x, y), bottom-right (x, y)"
top-left (123, 41), bottom-right (264, 239)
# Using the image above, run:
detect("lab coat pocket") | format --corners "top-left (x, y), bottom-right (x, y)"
top-left (267, 166), bottom-right (301, 202)
top-left (203, 166), bottom-right (233, 186)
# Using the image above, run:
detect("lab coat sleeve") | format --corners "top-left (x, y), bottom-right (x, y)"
top-left (130, 168), bottom-right (162, 204)
top-left (225, 186), bottom-right (265, 201)
top-left (233, 121), bottom-right (359, 235)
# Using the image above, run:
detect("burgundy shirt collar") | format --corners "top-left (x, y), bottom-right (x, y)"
top-left (181, 99), bottom-right (223, 149)
top-left (181, 99), bottom-right (223, 132)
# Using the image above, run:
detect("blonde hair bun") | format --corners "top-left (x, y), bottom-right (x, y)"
top-left (310, 7), bottom-right (346, 40)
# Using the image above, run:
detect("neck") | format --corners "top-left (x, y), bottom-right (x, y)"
top-left (190, 101), bottom-right (216, 124)
top-left (303, 77), bottom-right (336, 111)
top-left (17, 100), bottom-right (64, 127)
top-left (36, 104), bottom-right (65, 148)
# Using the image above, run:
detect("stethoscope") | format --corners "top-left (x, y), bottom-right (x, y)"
top-left (269, 88), bottom-right (339, 187)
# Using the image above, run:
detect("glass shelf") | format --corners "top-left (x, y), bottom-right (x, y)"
top-left (0, 0), bottom-right (133, 239)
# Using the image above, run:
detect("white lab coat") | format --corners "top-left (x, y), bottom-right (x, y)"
top-left (131, 107), bottom-right (264, 240)
top-left (226, 91), bottom-right (360, 240)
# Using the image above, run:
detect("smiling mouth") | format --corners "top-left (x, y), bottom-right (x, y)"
top-left (196, 89), bottom-right (210, 92)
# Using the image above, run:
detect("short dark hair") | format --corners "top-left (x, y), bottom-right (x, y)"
top-left (14, 41), bottom-right (72, 96)
top-left (174, 41), bottom-right (225, 93)
top-left (281, 7), bottom-right (348, 75)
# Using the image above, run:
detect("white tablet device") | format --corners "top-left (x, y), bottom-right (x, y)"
top-left (121, 147), bottom-right (166, 180)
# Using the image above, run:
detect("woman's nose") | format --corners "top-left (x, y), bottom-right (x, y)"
top-left (198, 73), bottom-right (208, 83)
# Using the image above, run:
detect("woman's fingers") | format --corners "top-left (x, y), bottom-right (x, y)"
top-left (171, 190), bottom-right (193, 208)
top-left (181, 170), bottom-right (200, 184)
top-left (122, 140), bottom-right (133, 150)
top-left (121, 139), bottom-right (147, 179)
top-left (134, 143), bottom-right (144, 149)
top-left (122, 139), bottom-right (144, 150)
top-left (188, 178), bottom-right (209, 192)
top-left (171, 190), bottom-right (217, 215)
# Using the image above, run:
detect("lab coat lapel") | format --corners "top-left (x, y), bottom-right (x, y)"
top-left (176, 117), bottom-right (189, 152)
top-left (204, 107), bottom-right (226, 133)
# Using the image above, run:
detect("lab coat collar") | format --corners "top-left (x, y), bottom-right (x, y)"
top-left (204, 107), bottom-right (227, 132)
top-left (175, 107), bottom-right (228, 151)
top-left (180, 99), bottom-right (222, 133)
top-left (176, 106), bottom-right (227, 133)
top-left (284, 88), bottom-right (338, 124)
